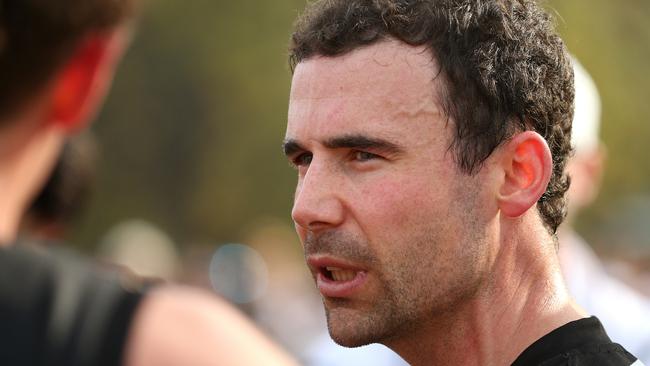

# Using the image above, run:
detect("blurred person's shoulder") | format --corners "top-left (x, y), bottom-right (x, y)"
top-left (0, 242), bottom-right (149, 366)
top-left (124, 285), bottom-right (299, 366)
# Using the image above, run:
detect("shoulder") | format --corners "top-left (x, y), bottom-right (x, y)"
top-left (0, 244), bottom-right (148, 366)
top-left (123, 286), bottom-right (298, 366)
top-left (513, 317), bottom-right (640, 366)
top-left (540, 344), bottom-right (640, 366)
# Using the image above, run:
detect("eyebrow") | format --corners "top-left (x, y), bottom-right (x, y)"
top-left (282, 134), bottom-right (403, 156)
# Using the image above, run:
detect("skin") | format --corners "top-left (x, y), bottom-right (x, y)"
top-left (0, 103), bottom-right (64, 244)
top-left (124, 286), bottom-right (299, 366)
top-left (285, 39), bottom-right (584, 365)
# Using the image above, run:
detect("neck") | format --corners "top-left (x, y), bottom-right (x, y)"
top-left (0, 105), bottom-right (64, 246)
top-left (0, 190), bottom-right (20, 245)
top-left (387, 216), bottom-right (585, 366)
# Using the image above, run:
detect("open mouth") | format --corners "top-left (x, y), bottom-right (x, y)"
top-left (308, 256), bottom-right (368, 297)
top-left (322, 266), bottom-right (358, 282)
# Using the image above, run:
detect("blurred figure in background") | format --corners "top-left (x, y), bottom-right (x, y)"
top-left (0, 1), bottom-right (296, 365)
top-left (560, 58), bottom-right (650, 364)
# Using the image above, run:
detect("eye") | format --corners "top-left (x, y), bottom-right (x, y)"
top-left (292, 152), bottom-right (313, 167)
top-left (354, 151), bottom-right (380, 162)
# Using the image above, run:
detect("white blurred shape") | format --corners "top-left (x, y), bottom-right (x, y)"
top-left (571, 57), bottom-right (602, 154)
top-left (99, 219), bottom-right (179, 279)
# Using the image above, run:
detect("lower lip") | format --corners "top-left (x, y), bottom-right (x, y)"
top-left (317, 270), bottom-right (368, 298)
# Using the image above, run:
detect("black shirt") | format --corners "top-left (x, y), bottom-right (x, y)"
top-left (0, 244), bottom-right (147, 366)
top-left (513, 316), bottom-right (641, 366)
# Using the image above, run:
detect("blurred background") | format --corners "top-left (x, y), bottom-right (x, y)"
top-left (25, 0), bottom-right (650, 361)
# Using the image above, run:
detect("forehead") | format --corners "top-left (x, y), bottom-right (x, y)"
top-left (287, 40), bottom-right (447, 145)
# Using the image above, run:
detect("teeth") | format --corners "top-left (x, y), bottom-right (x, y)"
top-left (326, 267), bottom-right (357, 282)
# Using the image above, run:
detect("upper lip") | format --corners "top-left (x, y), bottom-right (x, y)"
top-left (306, 255), bottom-right (367, 274)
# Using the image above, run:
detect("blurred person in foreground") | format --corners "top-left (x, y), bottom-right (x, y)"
top-left (0, 1), bottom-right (296, 365)
top-left (560, 59), bottom-right (650, 363)
top-left (283, 1), bottom-right (642, 365)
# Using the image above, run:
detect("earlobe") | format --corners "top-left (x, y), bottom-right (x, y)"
top-left (497, 131), bottom-right (553, 218)
top-left (48, 31), bottom-right (126, 133)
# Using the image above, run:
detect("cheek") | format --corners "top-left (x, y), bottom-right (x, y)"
top-left (355, 175), bottom-right (448, 229)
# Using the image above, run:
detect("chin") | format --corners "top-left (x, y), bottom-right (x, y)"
top-left (328, 329), bottom-right (375, 348)
top-left (325, 306), bottom-right (384, 348)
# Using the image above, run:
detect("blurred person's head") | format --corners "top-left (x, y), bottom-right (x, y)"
top-left (565, 58), bottom-right (605, 224)
top-left (0, 0), bottom-right (136, 243)
top-left (0, 0), bottom-right (136, 121)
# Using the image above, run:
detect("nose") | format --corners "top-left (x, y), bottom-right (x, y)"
top-left (291, 162), bottom-right (345, 233)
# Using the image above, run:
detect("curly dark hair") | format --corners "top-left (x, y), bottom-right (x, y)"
top-left (0, 0), bottom-right (137, 120)
top-left (289, 0), bottom-right (574, 234)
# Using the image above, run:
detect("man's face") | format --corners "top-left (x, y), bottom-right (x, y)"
top-left (284, 40), bottom-right (496, 347)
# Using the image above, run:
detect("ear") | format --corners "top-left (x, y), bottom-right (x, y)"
top-left (497, 131), bottom-right (553, 218)
top-left (47, 29), bottom-right (128, 133)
